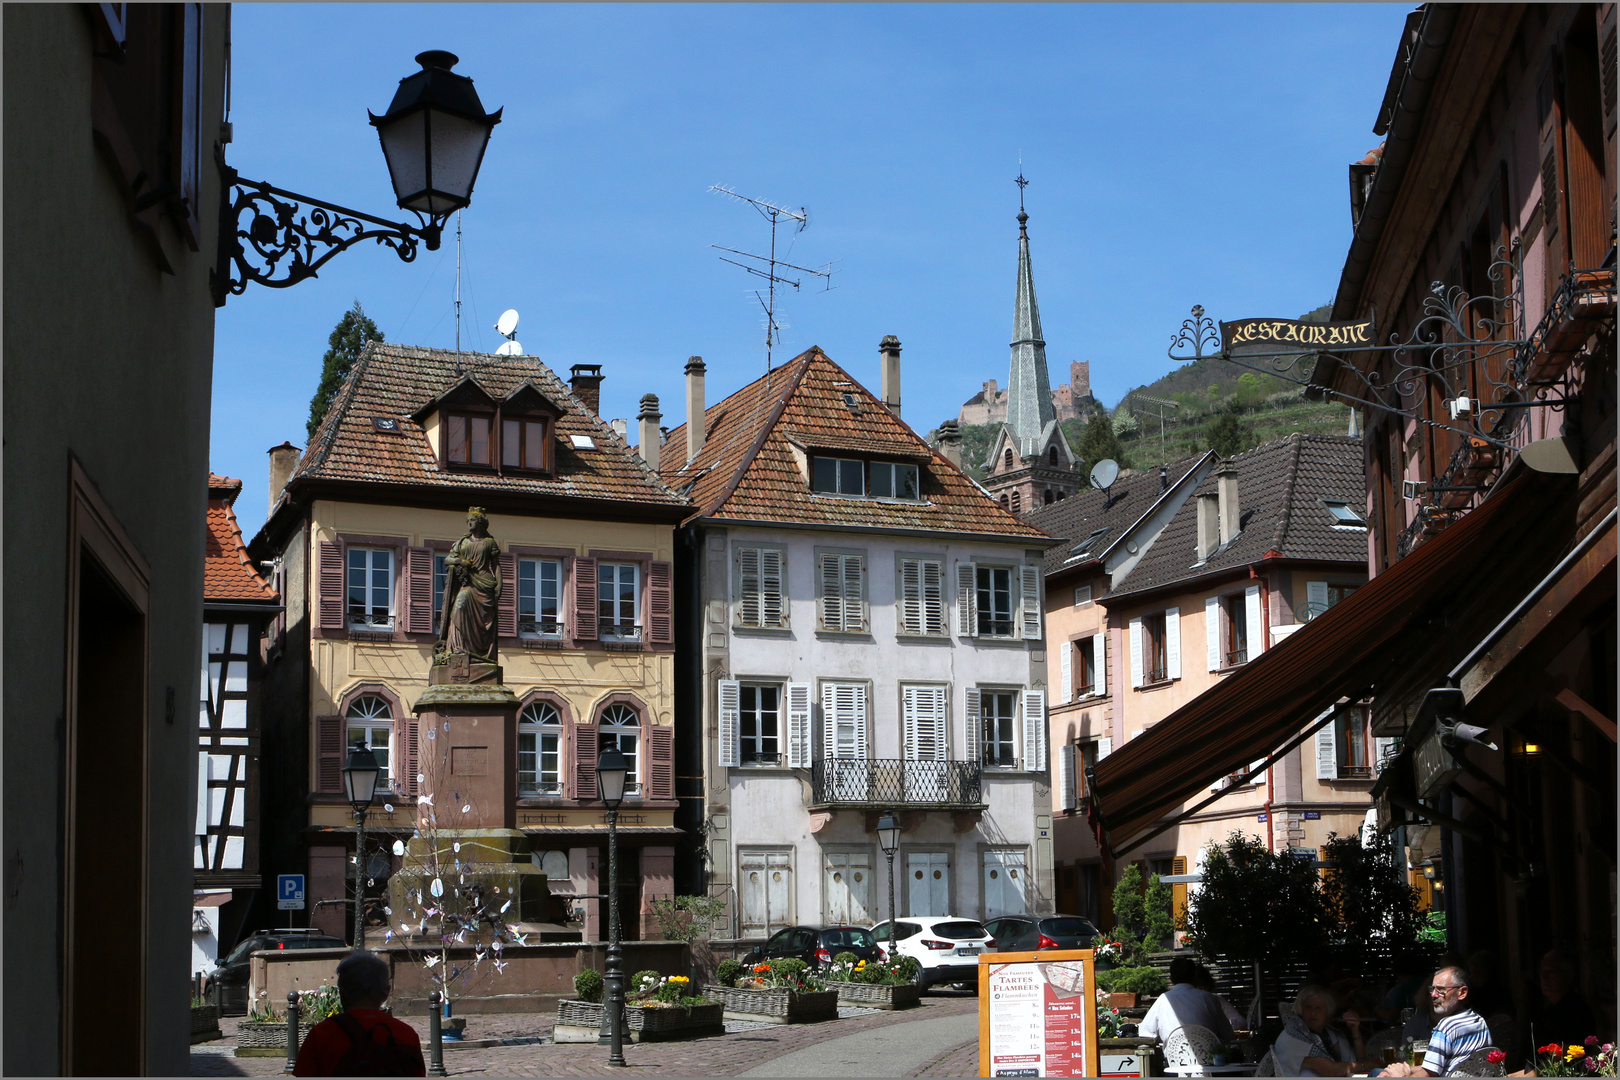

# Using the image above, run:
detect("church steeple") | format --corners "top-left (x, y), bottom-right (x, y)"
top-left (1006, 173), bottom-right (1055, 442)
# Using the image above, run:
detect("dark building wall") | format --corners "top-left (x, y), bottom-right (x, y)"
top-left (2, 5), bottom-right (228, 1074)
top-left (672, 524), bottom-right (707, 897)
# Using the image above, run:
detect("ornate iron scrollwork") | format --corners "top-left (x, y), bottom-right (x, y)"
top-left (212, 157), bottom-right (442, 305)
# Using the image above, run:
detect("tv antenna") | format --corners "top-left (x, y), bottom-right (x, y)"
top-left (454, 210), bottom-right (464, 353)
top-left (710, 185), bottom-right (835, 372)
top-left (493, 309), bottom-right (521, 356)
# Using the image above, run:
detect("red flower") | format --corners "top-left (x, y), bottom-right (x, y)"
top-left (1541, 1044), bottom-right (1565, 1056)
top-left (1487, 1051), bottom-right (1506, 1064)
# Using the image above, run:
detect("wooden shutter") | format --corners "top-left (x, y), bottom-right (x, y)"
top-left (850, 684), bottom-right (868, 757)
top-left (921, 560), bottom-right (944, 634)
top-left (1020, 565), bottom-right (1042, 640)
top-left (574, 723), bottom-right (598, 798)
top-left (1165, 607), bottom-right (1181, 680)
top-left (1096, 736), bottom-right (1112, 760)
top-left (760, 548), bottom-right (785, 628)
top-left (648, 725), bottom-right (674, 799)
top-left (965, 687), bottom-right (981, 764)
top-left (899, 558), bottom-right (921, 635)
top-left (842, 556), bottom-right (865, 632)
top-left (1306, 581), bottom-right (1329, 619)
top-left (956, 561), bottom-right (977, 636)
top-left (737, 548), bottom-right (761, 627)
top-left (1094, 632), bottom-right (1107, 696)
top-left (397, 716), bottom-right (418, 796)
top-left (1171, 855), bottom-right (1188, 927)
top-left (1206, 596), bottom-right (1222, 671)
top-left (498, 553), bottom-right (518, 638)
top-left (648, 561), bottom-right (673, 643)
top-left (316, 715), bottom-right (344, 792)
top-left (1058, 641), bottom-right (1073, 704)
top-left (1059, 744), bottom-right (1076, 811)
top-left (1244, 585), bottom-right (1262, 655)
top-left (1129, 618), bottom-right (1144, 688)
top-left (573, 557), bottom-right (598, 640)
top-left (785, 683), bottom-right (813, 768)
top-left (1315, 723), bottom-right (1339, 780)
top-left (717, 680), bottom-right (741, 768)
top-left (819, 554), bottom-right (844, 631)
top-left (1022, 690), bottom-right (1046, 772)
top-left (819, 683), bottom-right (869, 758)
top-left (318, 540), bottom-right (344, 630)
top-left (902, 685), bottom-right (947, 761)
top-left (407, 547), bottom-right (435, 634)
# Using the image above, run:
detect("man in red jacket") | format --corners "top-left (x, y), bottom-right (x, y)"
top-left (294, 951), bottom-right (426, 1077)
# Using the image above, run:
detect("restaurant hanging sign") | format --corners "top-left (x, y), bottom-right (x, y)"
top-left (978, 950), bottom-right (1100, 1077)
top-left (1221, 316), bottom-right (1377, 351)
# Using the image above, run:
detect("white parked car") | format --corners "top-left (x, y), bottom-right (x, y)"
top-left (869, 916), bottom-right (993, 991)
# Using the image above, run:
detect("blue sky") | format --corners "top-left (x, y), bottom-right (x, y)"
top-left (215, 3), bottom-right (1408, 535)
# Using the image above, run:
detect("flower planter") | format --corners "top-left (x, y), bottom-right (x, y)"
top-left (1108, 992), bottom-right (1138, 1008)
top-left (234, 1019), bottom-right (319, 1057)
top-left (823, 980), bottom-right (920, 1010)
top-left (190, 1004), bottom-right (222, 1043)
top-left (703, 984), bottom-right (839, 1024)
top-left (552, 999), bottom-right (725, 1043)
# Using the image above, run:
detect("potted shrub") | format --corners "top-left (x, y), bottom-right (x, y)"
top-left (554, 968), bottom-right (723, 1043)
top-left (1095, 964), bottom-right (1167, 1009)
top-left (820, 952), bottom-right (922, 1010)
top-left (234, 986), bottom-right (336, 1055)
top-left (704, 958), bottom-right (838, 1024)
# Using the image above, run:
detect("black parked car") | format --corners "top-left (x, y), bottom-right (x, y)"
top-left (982, 914), bottom-right (1100, 953)
top-left (741, 925), bottom-right (885, 971)
top-left (204, 928), bottom-right (347, 1013)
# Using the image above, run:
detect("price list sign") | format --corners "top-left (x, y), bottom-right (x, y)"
top-left (977, 950), bottom-right (1099, 1078)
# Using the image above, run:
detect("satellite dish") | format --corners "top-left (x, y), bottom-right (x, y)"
top-left (495, 340), bottom-right (523, 356)
top-left (495, 309), bottom-right (520, 338)
top-left (1090, 459), bottom-right (1120, 491)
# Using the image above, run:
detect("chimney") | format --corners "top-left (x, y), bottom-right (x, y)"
top-left (879, 335), bottom-right (902, 418)
top-left (1216, 462), bottom-right (1241, 545)
top-left (609, 418), bottom-right (628, 440)
top-left (1196, 491), bottom-right (1221, 562)
top-left (685, 355), bottom-right (707, 462)
top-left (638, 393), bottom-right (662, 472)
top-left (569, 364), bottom-right (604, 415)
top-left (267, 441), bottom-right (300, 515)
top-left (1159, 465), bottom-right (1169, 493)
top-left (937, 419), bottom-right (963, 468)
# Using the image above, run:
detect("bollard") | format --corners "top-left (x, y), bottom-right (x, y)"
top-left (215, 971), bottom-right (224, 1015)
top-left (427, 989), bottom-right (446, 1077)
top-left (285, 991), bottom-right (300, 1073)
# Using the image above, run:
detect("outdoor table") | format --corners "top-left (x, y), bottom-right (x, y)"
top-left (1166, 1063), bottom-right (1258, 1077)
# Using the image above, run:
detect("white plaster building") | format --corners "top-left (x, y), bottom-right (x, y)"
top-left (659, 345), bottom-right (1058, 939)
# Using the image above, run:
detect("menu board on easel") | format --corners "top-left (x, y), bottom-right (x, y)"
top-left (977, 949), bottom-right (1099, 1078)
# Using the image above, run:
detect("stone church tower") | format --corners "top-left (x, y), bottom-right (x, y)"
top-left (983, 191), bottom-right (1079, 514)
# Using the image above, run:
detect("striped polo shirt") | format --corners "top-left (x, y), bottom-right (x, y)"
top-left (1424, 1008), bottom-right (1490, 1075)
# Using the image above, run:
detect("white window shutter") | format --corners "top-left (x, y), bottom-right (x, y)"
top-left (821, 682), bottom-right (838, 759)
top-left (900, 559), bottom-right (922, 635)
top-left (1094, 632), bottom-right (1107, 696)
top-left (1074, 585), bottom-right (1091, 608)
top-left (1166, 607), bottom-right (1181, 680)
top-left (922, 560), bottom-right (944, 635)
top-left (1096, 736), bottom-right (1112, 760)
top-left (843, 556), bottom-right (866, 632)
top-left (1245, 584), bottom-right (1263, 654)
top-left (965, 688), bottom-right (982, 764)
top-left (1205, 596), bottom-right (1222, 672)
top-left (1058, 641), bottom-right (1073, 704)
top-left (820, 554), bottom-right (843, 631)
top-left (1307, 580), bottom-right (1330, 619)
top-left (786, 683), bottom-right (813, 768)
top-left (1315, 724), bottom-right (1339, 780)
top-left (738, 548), bottom-right (761, 627)
top-left (761, 548), bottom-right (785, 629)
top-left (956, 561), bottom-right (977, 636)
top-left (1374, 736), bottom-right (1396, 776)
top-left (1020, 565), bottom-right (1042, 640)
top-left (929, 686), bottom-right (948, 760)
top-left (851, 683), bottom-right (869, 758)
top-left (1022, 689), bottom-right (1047, 772)
top-left (718, 680), bottom-right (741, 768)
top-left (902, 686), bottom-right (921, 759)
top-left (1129, 619), bottom-right (1144, 688)
top-left (1060, 744), bottom-right (1077, 811)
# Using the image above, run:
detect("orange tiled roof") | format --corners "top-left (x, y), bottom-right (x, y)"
top-left (661, 349), bottom-right (1049, 540)
top-left (289, 343), bottom-right (687, 509)
top-left (206, 474), bottom-right (277, 604)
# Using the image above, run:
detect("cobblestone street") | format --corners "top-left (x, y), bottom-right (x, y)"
top-left (190, 994), bottom-right (980, 1077)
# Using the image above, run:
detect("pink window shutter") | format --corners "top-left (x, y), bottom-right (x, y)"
top-left (498, 552), bottom-right (518, 638)
top-left (574, 724), bottom-right (598, 799)
top-left (399, 716), bottom-right (418, 796)
top-left (648, 561), bottom-right (674, 644)
top-left (648, 725), bottom-right (674, 799)
top-left (316, 715), bottom-right (344, 792)
top-left (406, 547), bottom-right (434, 634)
top-left (318, 541), bottom-right (344, 630)
top-left (573, 557), bottom-right (598, 641)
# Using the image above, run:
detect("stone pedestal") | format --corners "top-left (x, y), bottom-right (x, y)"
top-left (413, 663), bottom-right (521, 830)
top-left (386, 829), bottom-right (551, 930)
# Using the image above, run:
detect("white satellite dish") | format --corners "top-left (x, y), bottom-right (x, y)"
top-left (495, 340), bottom-right (523, 356)
top-left (495, 309), bottom-right (520, 338)
top-left (1090, 459), bottom-right (1120, 491)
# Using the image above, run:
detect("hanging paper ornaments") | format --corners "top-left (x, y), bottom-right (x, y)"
top-left (430, 878), bottom-right (444, 898)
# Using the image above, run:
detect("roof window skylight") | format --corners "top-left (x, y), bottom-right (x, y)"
top-left (1322, 500), bottom-right (1366, 528)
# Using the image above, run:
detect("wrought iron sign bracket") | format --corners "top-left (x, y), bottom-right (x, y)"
top-left (210, 154), bottom-right (445, 307)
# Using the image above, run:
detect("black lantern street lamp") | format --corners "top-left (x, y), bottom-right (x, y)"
top-left (213, 51), bottom-right (501, 304)
top-left (877, 810), bottom-right (901, 956)
top-left (343, 745), bottom-right (381, 949)
top-left (596, 747), bottom-right (629, 1067)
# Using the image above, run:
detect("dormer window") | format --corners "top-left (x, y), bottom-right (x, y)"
top-left (869, 461), bottom-right (920, 499)
top-left (501, 417), bottom-right (549, 471)
top-left (810, 455), bottom-right (921, 500)
top-left (424, 377), bottom-right (562, 474)
top-left (447, 413), bottom-right (493, 465)
top-left (812, 457), bottom-right (865, 495)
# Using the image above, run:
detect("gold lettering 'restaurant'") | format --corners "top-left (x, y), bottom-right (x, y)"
top-left (1220, 317), bottom-right (1376, 351)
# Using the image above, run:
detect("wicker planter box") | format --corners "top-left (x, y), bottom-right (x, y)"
top-left (702, 984), bottom-right (839, 1024)
top-left (552, 999), bottom-right (724, 1043)
top-left (235, 1019), bottom-right (318, 1056)
top-left (823, 980), bottom-right (920, 1010)
top-left (190, 1004), bottom-right (222, 1043)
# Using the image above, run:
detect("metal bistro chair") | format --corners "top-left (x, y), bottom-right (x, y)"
top-left (1449, 1046), bottom-right (1506, 1077)
top-left (1163, 1024), bottom-right (1223, 1076)
top-left (1248, 1048), bottom-right (1280, 1077)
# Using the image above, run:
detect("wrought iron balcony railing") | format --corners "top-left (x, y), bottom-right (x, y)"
top-left (811, 758), bottom-right (983, 808)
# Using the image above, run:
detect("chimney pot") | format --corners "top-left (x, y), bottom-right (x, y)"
top-left (267, 441), bottom-right (301, 516)
top-left (879, 335), bottom-right (902, 419)
top-left (637, 393), bottom-right (663, 472)
top-left (1216, 462), bottom-right (1240, 545)
top-left (685, 355), bottom-right (707, 463)
top-left (569, 364), bottom-right (604, 415)
top-left (937, 419), bottom-right (963, 469)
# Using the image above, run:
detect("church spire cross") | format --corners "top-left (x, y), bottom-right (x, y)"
top-left (1015, 171), bottom-right (1029, 229)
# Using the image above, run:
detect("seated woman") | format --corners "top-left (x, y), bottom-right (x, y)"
top-left (1273, 985), bottom-right (1379, 1077)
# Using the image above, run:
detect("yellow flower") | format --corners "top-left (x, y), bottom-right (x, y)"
top-left (1567, 1047), bottom-right (1587, 1060)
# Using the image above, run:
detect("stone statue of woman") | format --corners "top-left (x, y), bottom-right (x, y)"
top-left (436, 507), bottom-right (501, 665)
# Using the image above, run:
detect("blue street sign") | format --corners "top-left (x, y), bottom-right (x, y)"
top-left (277, 873), bottom-right (306, 910)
